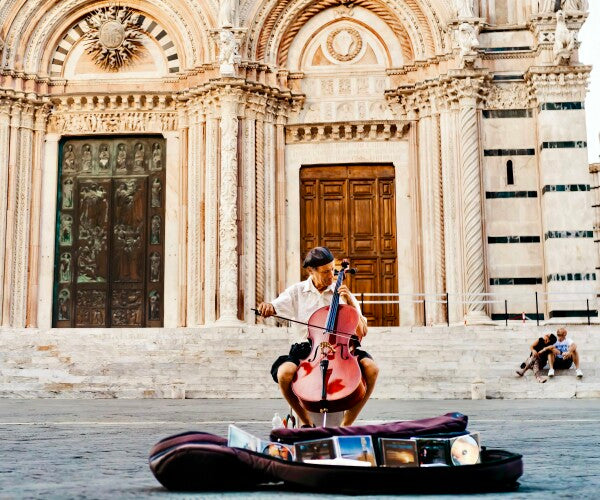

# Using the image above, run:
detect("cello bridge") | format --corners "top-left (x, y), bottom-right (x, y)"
top-left (319, 341), bottom-right (337, 357)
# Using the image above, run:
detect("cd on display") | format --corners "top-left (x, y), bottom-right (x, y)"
top-left (450, 435), bottom-right (480, 465)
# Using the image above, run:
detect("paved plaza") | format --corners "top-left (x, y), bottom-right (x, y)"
top-left (0, 399), bottom-right (599, 499)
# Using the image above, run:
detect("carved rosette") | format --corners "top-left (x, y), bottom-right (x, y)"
top-left (218, 94), bottom-right (240, 322)
top-left (83, 7), bottom-right (145, 71)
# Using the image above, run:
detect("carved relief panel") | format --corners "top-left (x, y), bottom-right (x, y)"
top-left (53, 136), bottom-right (165, 327)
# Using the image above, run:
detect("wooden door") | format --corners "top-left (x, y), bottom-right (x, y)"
top-left (53, 136), bottom-right (165, 327)
top-left (300, 165), bottom-right (399, 326)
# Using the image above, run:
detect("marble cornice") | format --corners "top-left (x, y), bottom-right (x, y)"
top-left (526, 65), bottom-right (591, 103)
top-left (286, 120), bottom-right (411, 144)
top-left (386, 69), bottom-right (492, 117)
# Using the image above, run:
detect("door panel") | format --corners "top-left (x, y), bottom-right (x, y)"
top-left (300, 165), bottom-right (399, 326)
top-left (53, 136), bottom-right (165, 328)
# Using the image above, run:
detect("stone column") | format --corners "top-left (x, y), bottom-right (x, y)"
top-left (275, 114), bottom-right (287, 293)
top-left (440, 102), bottom-right (464, 324)
top-left (3, 104), bottom-right (34, 327)
top-left (417, 96), bottom-right (445, 325)
top-left (204, 113), bottom-right (219, 323)
top-left (0, 99), bottom-right (11, 325)
top-left (177, 106), bottom-right (189, 326)
top-left (255, 114), bottom-right (266, 306)
top-left (217, 92), bottom-right (243, 324)
top-left (456, 79), bottom-right (490, 323)
top-left (187, 105), bottom-right (204, 326)
top-left (26, 106), bottom-right (48, 327)
top-left (263, 116), bottom-right (277, 302)
top-left (37, 133), bottom-right (60, 330)
top-left (164, 131), bottom-right (180, 328)
top-left (241, 108), bottom-right (256, 323)
top-left (529, 67), bottom-right (598, 320)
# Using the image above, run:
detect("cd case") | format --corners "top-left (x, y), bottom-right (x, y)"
top-left (379, 438), bottom-right (419, 467)
top-left (412, 432), bottom-right (481, 467)
top-left (227, 425), bottom-right (294, 461)
top-left (295, 435), bottom-right (377, 466)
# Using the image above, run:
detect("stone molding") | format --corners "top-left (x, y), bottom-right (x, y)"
top-left (526, 66), bottom-right (591, 104)
top-left (47, 94), bottom-right (178, 134)
top-left (285, 120), bottom-right (410, 143)
top-left (485, 83), bottom-right (532, 110)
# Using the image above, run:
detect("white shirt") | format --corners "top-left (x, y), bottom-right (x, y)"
top-left (553, 338), bottom-right (573, 359)
top-left (271, 278), bottom-right (366, 341)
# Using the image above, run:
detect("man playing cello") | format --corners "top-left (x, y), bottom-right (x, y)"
top-left (257, 247), bottom-right (379, 427)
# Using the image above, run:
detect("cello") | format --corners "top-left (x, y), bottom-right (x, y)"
top-left (291, 260), bottom-right (366, 414)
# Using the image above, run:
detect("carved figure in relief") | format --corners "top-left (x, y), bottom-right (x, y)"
top-left (116, 143), bottom-right (127, 172)
top-left (151, 215), bottom-right (161, 244)
top-left (59, 253), bottom-right (72, 282)
top-left (218, 30), bottom-right (239, 76)
top-left (150, 252), bottom-right (160, 282)
top-left (151, 178), bottom-right (162, 207)
top-left (553, 10), bottom-right (575, 65)
top-left (81, 144), bottom-right (92, 172)
top-left (456, 22), bottom-right (480, 57)
top-left (92, 308), bottom-right (104, 325)
top-left (63, 178), bottom-right (74, 209)
top-left (99, 144), bottom-right (110, 170)
top-left (114, 180), bottom-right (143, 280)
top-left (149, 290), bottom-right (160, 320)
top-left (218, 0), bottom-right (237, 28)
top-left (78, 246), bottom-right (99, 282)
top-left (58, 289), bottom-right (70, 320)
top-left (455, 0), bottom-right (474, 18)
top-left (151, 143), bottom-right (162, 170)
top-left (133, 143), bottom-right (145, 172)
top-left (60, 214), bottom-right (73, 245)
top-left (80, 184), bottom-right (107, 227)
top-left (63, 144), bottom-right (75, 171)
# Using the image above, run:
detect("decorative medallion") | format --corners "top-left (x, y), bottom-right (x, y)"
top-left (326, 27), bottom-right (362, 62)
top-left (83, 7), bottom-right (145, 71)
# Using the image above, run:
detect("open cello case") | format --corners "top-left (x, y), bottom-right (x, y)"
top-left (148, 412), bottom-right (523, 494)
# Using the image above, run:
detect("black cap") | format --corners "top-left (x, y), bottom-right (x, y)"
top-left (302, 246), bottom-right (334, 268)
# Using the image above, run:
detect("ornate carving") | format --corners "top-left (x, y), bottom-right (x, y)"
top-left (59, 253), bottom-right (72, 283)
top-left (149, 290), bottom-right (160, 320)
top-left (114, 180), bottom-right (144, 280)
top-left (151, 215), bottom-right (161, 244)
top-left (59, 214), bottom-right (73, 245)
top-left (77, 183), bottom-right (108, 283)
top-left (150, 252), bottom-right (161, 282)
top-left (151, 143), bottom-right (162, 171)
top-left (63, 144), bottom-right (75, 172)
top-left (255, 118), bottom-right (265, 305)
top-left (57, 289), bottom-right (70, 320)
top-left (326, 27), bottom-right (362, 62)
top-left (485, 84), bottom-right (531, 110)
top-left (62, 178), bottom-right (74, 209)
top-left (218, 95), bottom-right (240, 321)
top-left (553, 11), bottom-right (575, 65)
top-left (116, 143), bottom-right (127, 172)
top-left (111, 290), bottom-right (143, 326)
top-left (99, 144), bottom-right (110, 171)
top-left (81, 144), bottom-right (92, 173)
top-left (75, 290), bottom-right (105, 326)
top-left (83, 7), bottom-right (145, 71)
top-left (151, 178), bottom-right (162, 208)
top-left (48, 112), bottom-right (177, 134)
top-left (456, 23), bottom-right (479, 62)
top-left (133, 143), bottom-right (145, 172)
top-left (286, 121), bottom-right (410, 143)
top-left (218, 30), bottom-right (241, 76)
top-left (527, 66), bottom-right (591, 103)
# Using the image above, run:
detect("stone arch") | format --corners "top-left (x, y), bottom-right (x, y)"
top-left (49, 10), bottom-right (180, 78)
top-left (1, 0), bottom-right (211, 73)
top-left (243, 0), bottom-right (452, 66)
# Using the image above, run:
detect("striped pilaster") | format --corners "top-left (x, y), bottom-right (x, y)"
top-left (536, 98), bottom-right (597, 317)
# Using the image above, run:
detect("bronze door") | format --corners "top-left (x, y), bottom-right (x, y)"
top-left (300, 165), bottom-right (399, 326)
top-left (53, 137), bottom-right (165, 327)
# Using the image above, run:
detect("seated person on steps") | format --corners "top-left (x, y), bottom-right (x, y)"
top-left (548, 328), bottom-right (583, 379)
top-left (516, 333), bottom-right (557, 383)
top-left (257, 246), bottom-right (379, 428)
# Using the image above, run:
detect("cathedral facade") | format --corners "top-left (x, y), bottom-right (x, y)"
top-left (0, 0), bottom-right (596, 332)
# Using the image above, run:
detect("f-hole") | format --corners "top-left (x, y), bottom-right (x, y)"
top-left (506, 160), bottom-right (514, 185)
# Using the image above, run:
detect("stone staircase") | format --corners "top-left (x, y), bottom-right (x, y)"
top-left (0, 325), bottom-right (599, 399)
